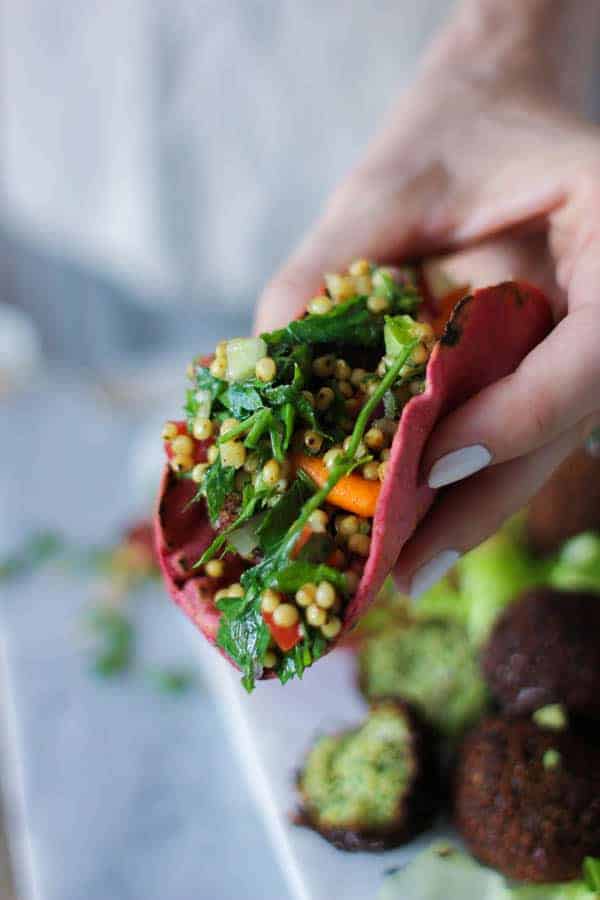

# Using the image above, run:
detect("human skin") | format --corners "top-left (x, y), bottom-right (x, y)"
top-left (254, 0), bottom-right (600, 594)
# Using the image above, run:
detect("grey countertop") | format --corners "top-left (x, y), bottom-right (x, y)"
top-left (0, 376), bottom-right (288, 900)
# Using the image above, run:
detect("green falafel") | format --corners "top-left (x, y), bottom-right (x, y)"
top-left (296, 700), bottom-right (439, 851)
top-left (358, 620), bottom-right (488, 738)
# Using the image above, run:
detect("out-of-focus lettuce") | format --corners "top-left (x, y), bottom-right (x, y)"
top-left (550, 533), bottom-right (600, 593)
top-left (348, 577), bottom-right (410, 643)
top-left (378, 844), bottom-right (600, 900)
top-left (412, 577), bottom-right (466, 627)
top-left (370, 526), bottom-right (600, 653)
top-left (412, 521), bottom-right (552, 646)
top-left (456, 530), bottom-right (552, 646)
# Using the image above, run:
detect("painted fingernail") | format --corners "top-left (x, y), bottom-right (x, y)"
top-left (428, 444), bottom-right (491, 489)
top-left (409, 550), bottom-right (460, 598)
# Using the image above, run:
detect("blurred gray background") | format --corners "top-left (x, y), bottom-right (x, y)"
top-left (0, 2), bottom-right (599, 899)
top-left (0, 0), bottom-right (450, 371)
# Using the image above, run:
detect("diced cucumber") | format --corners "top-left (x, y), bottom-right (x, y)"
top-left (229, 514), bottom-right (266, 559)
top-left (226, 337), bottom-right (267, 383)
top-left (194, 389), bottom-right (213, 419)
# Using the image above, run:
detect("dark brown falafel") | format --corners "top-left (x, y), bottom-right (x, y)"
top-left (526, 448), bottom-right (600, 556)
top-left (295, 699), bottom-right (440, 851)
top-left (454, 716), bottom-right (600, 882)
top-left (482, 587), bottom-right (600, 717)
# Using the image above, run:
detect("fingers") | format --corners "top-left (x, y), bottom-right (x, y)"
top-left (423, 304), bottom-right (600, 489)
top-left (424, 232), bottom-right (563, 301)
top-left (253, 162), bottom-right (452, 333)
top-left (394, 424), bottom-right (584, 596)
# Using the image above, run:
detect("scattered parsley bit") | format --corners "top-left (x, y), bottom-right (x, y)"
top-left (86, 607), bottom-right (134, 677)
top-left (0, 530), bottom-right (64, 580)
top-left (144, 666), bottom-right (196, 695)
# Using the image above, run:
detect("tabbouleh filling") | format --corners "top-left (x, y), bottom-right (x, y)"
top-left (161, 261), bottom-right (435, 689)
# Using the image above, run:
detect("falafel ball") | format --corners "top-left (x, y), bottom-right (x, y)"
top-left (358, 620), bottom-right (489, 739)
top-left (455, 716), bottom-right (600, 882)
top-left (482, 587), bottom-right (600, 717)
top-left (296, 699), bottom-right (439, 851)
top-left (526, 448), bottom-right (600, 557)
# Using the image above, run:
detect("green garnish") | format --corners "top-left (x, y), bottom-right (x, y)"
top-left (256, 479), bottom-right (311, 554)
top-left (202, 456), bottom-right (237, 524)
top-left (86, 607), bottom-right (134, 677)
top-left (145, 666), bottom-right (196, 695)
top-left (0, 530), bottom-right (64, 580)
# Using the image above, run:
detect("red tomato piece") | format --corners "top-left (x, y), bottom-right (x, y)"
top-left (262, 610), bottom-right (302, 652)
top-left (163, 420), bottom-right (212, 463)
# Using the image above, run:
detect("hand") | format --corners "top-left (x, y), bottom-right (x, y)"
top-left (255, 1), bottom-right (600, 595)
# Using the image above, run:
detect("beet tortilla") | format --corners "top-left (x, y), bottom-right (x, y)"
top-left (155, 280), bottom-right (553, 679)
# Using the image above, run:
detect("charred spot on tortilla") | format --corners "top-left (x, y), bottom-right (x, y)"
top-left (439, 293), bottom-right (471, 347)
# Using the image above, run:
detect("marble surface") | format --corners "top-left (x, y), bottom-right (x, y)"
top-left (0, 377), bottom-right (288, 900)
top-left (199, 642), bottom-right (450, 900)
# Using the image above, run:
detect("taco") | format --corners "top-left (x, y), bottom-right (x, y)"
top-left (155, 261), bottom-right (552, 689)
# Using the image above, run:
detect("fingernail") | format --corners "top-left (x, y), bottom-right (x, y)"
top-left (409, 550), bottom-right (460, 598)
top-left (428, 444), bottom-right (491, 489)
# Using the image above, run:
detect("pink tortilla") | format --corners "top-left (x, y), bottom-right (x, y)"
top-left (155, 281), bottom-right (553, 670)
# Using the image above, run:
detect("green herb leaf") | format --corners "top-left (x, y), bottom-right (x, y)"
top-left (295, 533), bottom-right (335, 564)
top-left (271, 561), bottom-right (348, 595)
top-left (202, 456), bottom-right (237, 525)
top-left (216, 602), bottom-right (270, 692)
top-left (220, 383), bottom-right (264, 417)
top-left (257, 479), bottom-right (310, 554)
top-left (269, 420), bottom-right (285, 462)
top-left (86, 607), bottom-right (134, 677)
top-left (243, 408), bottom-right (272, 448)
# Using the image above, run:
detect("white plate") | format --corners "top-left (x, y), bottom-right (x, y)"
top-left (194, 641), bottom-right (452, 900)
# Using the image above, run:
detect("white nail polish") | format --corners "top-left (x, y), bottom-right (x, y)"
top-left (428, 444), bottom-right (491, 489)
top-left (409, 550), bottom-right (460, 598)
